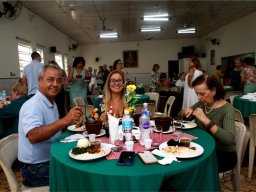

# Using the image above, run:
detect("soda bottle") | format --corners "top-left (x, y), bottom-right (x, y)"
top-left (139, 110), bottom-right (150, 145)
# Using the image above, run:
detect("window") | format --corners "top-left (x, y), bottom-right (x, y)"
top-left (36, 48), bottom-right (44, 64)
top-left (18, 43), bottom-right (32, 77)
top-left (55, 53), bottom-right (64, 69)
top-left (63, 55), bottom-right (68, 74)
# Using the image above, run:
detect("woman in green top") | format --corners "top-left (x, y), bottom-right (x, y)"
top-left (68, 57), bottom-right (87, 107)
top-left (182, 74), bottom-right (236, 172)
top-left (0, 79), bottom-right (30, 138)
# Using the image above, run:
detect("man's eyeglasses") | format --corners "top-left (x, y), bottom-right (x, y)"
top-left (109, 79), bottom-right (123, 84)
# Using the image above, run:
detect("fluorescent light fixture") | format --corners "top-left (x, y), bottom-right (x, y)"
top-left (99, 32), bottom-right (118, 38)
top-left (177, 27), bottom-right (196, 34)
top-left (140, 27), bottom-right (162, 32)
top-left (143, 13), bottom-right (169, 21)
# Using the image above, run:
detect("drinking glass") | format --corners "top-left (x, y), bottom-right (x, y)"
top-left (173, 122), bottom-right (183, 141)
top-left (150, 126), bottom-right (162, 147)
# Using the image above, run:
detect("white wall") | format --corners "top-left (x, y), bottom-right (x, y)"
top-left (0, 6), bottom-right (80, 78)
top-left (81, 39), bottom-right (198, 74)
top-left (199, 11), bottom-right (256, 74)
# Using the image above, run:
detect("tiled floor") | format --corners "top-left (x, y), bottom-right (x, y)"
top-left (0, 163), bottom-right (255, 191)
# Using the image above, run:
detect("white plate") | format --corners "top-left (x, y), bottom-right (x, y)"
top-left (153, 126), bottom-right (175, 134)
top-left (159, 141), bottom-right (204, 158)
top-left (69, 143), bottom-right (112, 161)
top-left (82, 129), bottom-right (106, 137)
top-left (173, 121), bottom-right (197, 129)
top-left (67, 124), bottom-right (86, 132)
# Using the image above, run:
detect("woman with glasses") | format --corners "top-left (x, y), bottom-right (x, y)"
top-left (99, 70), bottom-right (128, 121)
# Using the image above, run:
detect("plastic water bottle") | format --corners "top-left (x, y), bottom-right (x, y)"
top-left (139, 110), bottom-right (150, 145)
top-left (2, 90), bottom-right (6, 102)
top-left (122, 109), bottom-right (133, 142)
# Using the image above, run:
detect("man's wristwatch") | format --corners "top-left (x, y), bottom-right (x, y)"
top-left (206, 121), bottom-right (215, 130)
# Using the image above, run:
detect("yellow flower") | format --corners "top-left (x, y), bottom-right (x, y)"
top-left (127, 84), bottom-right (136, 92)
top-left (125, 106), bottom-right (133, 113)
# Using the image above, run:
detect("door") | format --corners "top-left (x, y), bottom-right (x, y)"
top-left (168, 60), bottom-right (179, 80)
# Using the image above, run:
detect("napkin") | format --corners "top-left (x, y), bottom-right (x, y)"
top-left (60, 134), bottom-right (84, 142)
top-left (151, 149), bottom-right (179, 165)
top-left (108, 114), bottom-right (120, 144)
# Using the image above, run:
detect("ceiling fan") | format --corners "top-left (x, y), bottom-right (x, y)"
top-left (0, 0), bottom-right (22, 20)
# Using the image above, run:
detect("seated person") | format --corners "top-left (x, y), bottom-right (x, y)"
top-left (158, 73), bottom-right (171, 92)
top-left (18, 64), bottom-right (82, 187)
top-left (99, 70), bottom-right (128, 121)
top-left (175, 72), bottom-right (186, 92)
top-left (0, 79), bottom-right (30, 139)
top-left (181, 74), bottom-right (236, 173)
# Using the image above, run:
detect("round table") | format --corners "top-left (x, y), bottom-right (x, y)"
top-left (50, 128), bottom-right (220, 191)
top-left (233, 95), bottom-right (256, 118)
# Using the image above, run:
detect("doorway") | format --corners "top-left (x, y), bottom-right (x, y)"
top-left (168, 60), bottom-right (179, 80)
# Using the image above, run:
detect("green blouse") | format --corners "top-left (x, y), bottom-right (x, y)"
top-left (191, 101), bottom-right (236, 152)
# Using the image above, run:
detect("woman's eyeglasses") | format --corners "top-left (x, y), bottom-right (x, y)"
top-left (109, 79), bottom-right (123, 84)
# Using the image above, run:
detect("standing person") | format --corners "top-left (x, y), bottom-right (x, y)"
top-left (22, 52), bottom-right (43, 96)
top-left (113, 59), bottom-right (123, 71)
top-left (102, 64), bottom-right (110, 86)
top-left (182, 56), bottom-right (203, 108)
top-left (18, 64), bottom-right (82, 187)
top-left (0, 78), bottom-right (30, 138)
top-left (182, 74), bottom-right (236, 172)
top-left (230, 58), bottom-right (243, 91)
top-left (240, 57), bottom-right (256, 94)
top-left (149, 64), bottom-right (160, 92)
top-left (96, 66), bottom-right (104, 90)
top-left (68, 57), bottom-right (87, 107)
top-left (158, 73), bottom-right (171, 91)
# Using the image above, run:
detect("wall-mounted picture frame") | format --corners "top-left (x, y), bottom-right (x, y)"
top-left (123, 50), bottom-right (138, 68)
top-left (210, 49), bottom-right (215, 65)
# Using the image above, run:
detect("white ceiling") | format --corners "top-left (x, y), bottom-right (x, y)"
top-left (22, 0), bottom-right (256, 44)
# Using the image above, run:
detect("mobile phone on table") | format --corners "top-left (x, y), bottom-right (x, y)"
top-left (117, 151), bottom-right (135, 166)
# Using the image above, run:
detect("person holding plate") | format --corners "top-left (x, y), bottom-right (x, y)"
top-left (18, 64), bottom-right (82, 187)
top-left (181, 74), bottom-right (237, 173)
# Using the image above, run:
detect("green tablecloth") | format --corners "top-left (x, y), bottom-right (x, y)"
top-left (50, 129), bottom-right (220, 191)
top-left (233, 96), bottom-right (256, 118)
top-left (224, 86), bottom-right (234, 92)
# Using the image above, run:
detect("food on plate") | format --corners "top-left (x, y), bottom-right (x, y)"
top-left (77, 138), bottom-right (90, 148)
top-left (71, 139), bottom-right (104, 156)
top-left (163, 145), bottom-right (196, 157)
top-left (167, 138), bottom-right (191, 148)
top-left (183, 122), bottom-right (196, 128)
top-left (75, 122), bottom-right (84, 128)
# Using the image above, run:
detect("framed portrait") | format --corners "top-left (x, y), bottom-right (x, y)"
top-left (210, 49), bottom-right (215, 65)
top-left (123, 50), bottom-right (138, 68)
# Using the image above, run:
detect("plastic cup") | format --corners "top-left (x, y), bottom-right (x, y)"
top-left (125, 141), bottom-right (134, 151)
top-left (144, 138), bottom-right (152, 149)
top-left (89, 134), bottom-right (96, 142)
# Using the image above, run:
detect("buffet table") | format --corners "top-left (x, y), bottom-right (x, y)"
top-left (233, 95), bottom-right (256, 118)
top-left (49, 128), bottom-right (220, 191)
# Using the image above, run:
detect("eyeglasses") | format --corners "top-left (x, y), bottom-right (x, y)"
top-left (109, 79), bottom-right (123, 84)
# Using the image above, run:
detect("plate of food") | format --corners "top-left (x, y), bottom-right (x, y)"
top-left (67, 123), bottom-right (86, 132)
top-left (173, 121), bottom-right (197, 129)
top-left (82, 129), bottom-right (106, 137)
top-left (69, 139), bottom-right (112, 161)
top-left (159, 141), bottom-right (204, 158)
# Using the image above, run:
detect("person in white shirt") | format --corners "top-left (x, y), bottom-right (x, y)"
top-left (22, 52), bottom-right (43, 95)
